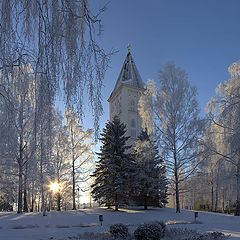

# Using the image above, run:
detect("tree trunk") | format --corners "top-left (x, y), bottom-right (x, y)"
top-left (71, 127), bottom-right (76, 210)
top-left (211, 179), bottom-right (214, 211)
top-left (57, 192), bottom-right (61, 211)
top-left (30, 185), bottom-right (35, 212)
top-left (23, 164), bottom-right (28, 212)
top-left (175, 179), bottom-right (180, 213)
top-left (214, 167), bottom-right (219, 212)
top-left (173, 140), bottom-right (180, 213)
top-left (115, 194), bottom-right (118, 211)
top-left (72, 160), bottom-right (76, 210)
top-left (41, 173), bottom-right (46, 216)
top-left (235, 159), bottom-right (240, 216)
top-left (174, 158), bottom-right (180, 213)
top-left (222, 188), bottom-right (225, 212)
top-left (40, 133), bottom-right (46, 216)
top-left (17, 165), bottom-right (23, 213)
top-left (23, 188), bottom-right (28, 212)
top-left (214, 184), bottom-right (219, 212)
top-left (57, 175), bottom-right (61, 211)
top-left (144, 194), bottom-right (148, 210)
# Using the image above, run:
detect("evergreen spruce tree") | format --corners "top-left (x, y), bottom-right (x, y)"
top-left (133, 130), bottom-right (168, 210)
top-left (91, 116), bottom-right (133, 211)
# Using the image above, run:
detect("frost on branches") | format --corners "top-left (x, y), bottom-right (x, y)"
top-left (65, 108), bottom-right (94, 210)
top-left (0, 0), bottom-right (110, 214)
top-left (0, 0), bottom-right (112, 136)
top-left (138, 80), bottom-right (156, 135)
top-left (139, 64), bottom-right (203, 213)
top-left (206, 61), bottom-right (240, 215)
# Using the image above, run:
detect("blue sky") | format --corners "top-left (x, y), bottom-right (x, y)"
top-left (86, 0), bottom-right (240, 131)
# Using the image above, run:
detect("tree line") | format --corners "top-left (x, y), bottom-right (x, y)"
top-left (0, 70), bottom-right (94, 213)
top-left (138, 62), bottom-right (240, 216)
top-left (0, 0), bottom-right (109, 214)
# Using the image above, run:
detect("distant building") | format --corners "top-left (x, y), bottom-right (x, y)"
top-left (108, 48), bottom-right (145, 145)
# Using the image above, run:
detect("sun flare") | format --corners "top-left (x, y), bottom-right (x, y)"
top-left (49, 182), bottom-right (60, 193)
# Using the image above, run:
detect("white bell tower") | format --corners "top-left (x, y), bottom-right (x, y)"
top-left (108, 47), bottom-right (144, 145)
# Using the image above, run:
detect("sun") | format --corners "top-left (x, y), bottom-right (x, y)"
top-left (80, 192), bottom-right (89, 204)
top-left (49, 182), bottom-right (60, 193)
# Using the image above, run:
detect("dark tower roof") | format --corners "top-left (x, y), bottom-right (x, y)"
top-left (109, 49), bottom-right (144, 100)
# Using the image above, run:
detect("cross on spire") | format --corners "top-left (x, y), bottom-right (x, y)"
top-left (127, 44), bottom-right (131, 53)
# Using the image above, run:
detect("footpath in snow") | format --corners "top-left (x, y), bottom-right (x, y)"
top-left (0, 207), bottom-right (239, 240)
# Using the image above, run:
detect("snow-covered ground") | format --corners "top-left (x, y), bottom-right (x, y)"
top-left (0, 207), bottom-right (239, 240)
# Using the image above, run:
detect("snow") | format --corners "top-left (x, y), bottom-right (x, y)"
top-left (0, 208), bottom-right (239, 240)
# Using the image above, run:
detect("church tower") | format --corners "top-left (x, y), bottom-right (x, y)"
top-left (108, 48), bottom-right (145, 145)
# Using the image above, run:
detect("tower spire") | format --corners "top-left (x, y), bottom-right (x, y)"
top-left (108, 48), bottom-right (144, 101)
top-left (108, 48), bottom-right (144, 144)
top-left (127, 44), bottom-right (131, 53)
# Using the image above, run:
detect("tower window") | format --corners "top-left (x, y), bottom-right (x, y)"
top-left (129, 100), bottom-right (135, 111)
top-left (131, 129), bottom-right (136, 138)
top-left (130, 119), bottom-right (136, 128)
top-left (130, 119), bottom-right (136, 138)
top-left (116, 100), bottom-right (121, 114)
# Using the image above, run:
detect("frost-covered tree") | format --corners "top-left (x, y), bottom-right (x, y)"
top-left (0, 0), bottom-right (111, 136)
top-left (65, 108), bottom-right (94, 210)
top-left (0, 0), bottom-right (111, 214)
top-left (0, 86), bottom-right (16, 209)
top-left (1, 79), bottom-right (96, 213)
top-left (206, 61), bottom-right (240, 215)
top-left (49, 111), bottom-right (70, 211)
top-left (1, 65), bottom-right (36, 213)
top-left (133, 131), bottom-right (168, 210)
top-left (139, 64), bottom-right (203, 213)
top-left (199, 123), bottom-right (227, 212)
top-left (91, 116), bottom-right (133, 211)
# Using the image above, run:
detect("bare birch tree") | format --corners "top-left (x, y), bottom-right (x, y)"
top-left (65, 108), bottom-right (94, 210)
top-left (206, 61), bottom-right (240, 215)
top-left (0, 0), bottom-right (111, 135)
top-left (0, 65), bottom-right (36, 213)
top-left (139, 63), bottom-right (203, 213)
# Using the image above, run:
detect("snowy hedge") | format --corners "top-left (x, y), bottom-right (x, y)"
top-left (109, 223), bottom-right (129, 239)
top-left (165, 228), bottom-right (228, 240)
top-left (134, 221), bottom-right (165, 240)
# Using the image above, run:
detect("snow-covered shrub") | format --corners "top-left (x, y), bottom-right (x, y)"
top-left (109, 223), bottom-right (129, 239)
top-left (134, 221), bottom-right (164, 240)
top-left (165, 228), bottom-right (227, 240)
top-left (154, 221), bottom-right (166, 237)
top-left (208, 232), bottom-right (226, 240)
